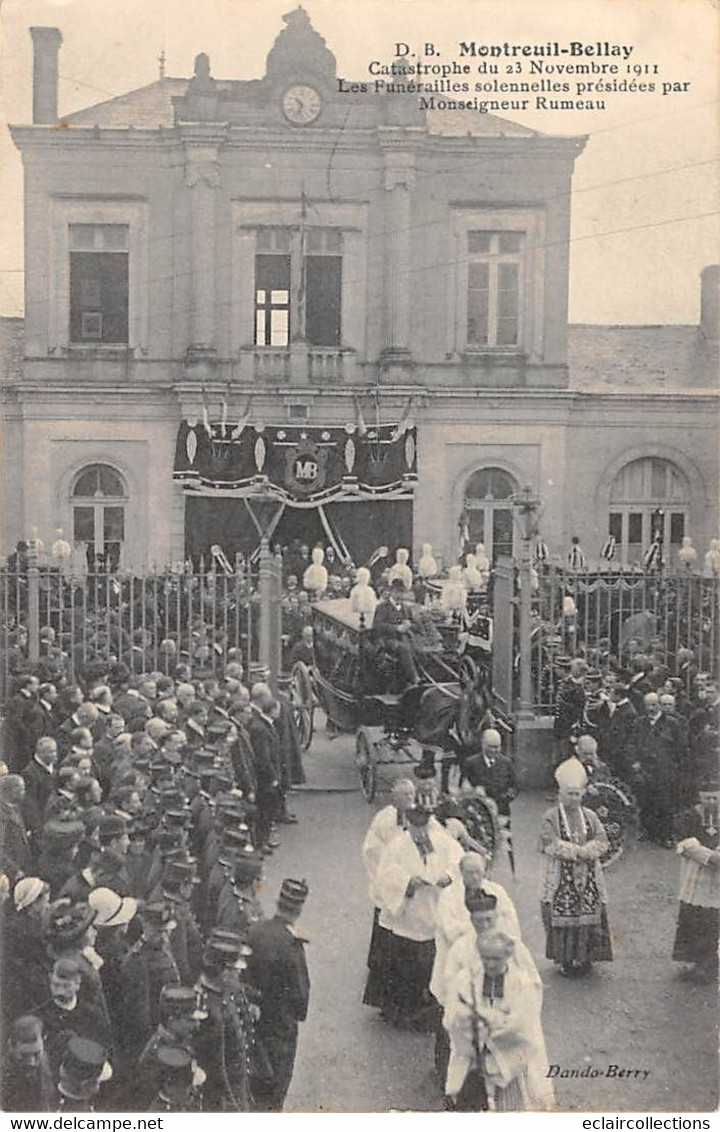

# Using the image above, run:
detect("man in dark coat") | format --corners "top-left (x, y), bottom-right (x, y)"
top-left (118, 902), bottom-right (181, 1060)
top-left (246, 686), bottom-right (282, 852)
top-left (0, 775), bottom-right (33, 882)
top-left (25, 683), bottom-right (59, 749)
top-left (372, 579), bottom-right (420, 689)
top-left (462, 728), bottom-right (517, 818)
top-left (585, 679), bottom-right (638, 779)
top-left (247, 878), bottom-right (310, 1112)
top-left (1, 1014), bottom-right (56, 1113)
top-left (22, 737), bottom-right (59, 845)
top-left (633, 691), bottom-right (685, 846)
top-left (87, 887), bottom-right (138, 1053)
top-left (92, 814), bottom-right (131, 896)
top-left (553, 658), bottom-right (587, 761)
top-left (4, 675), bottom-right (39, 772)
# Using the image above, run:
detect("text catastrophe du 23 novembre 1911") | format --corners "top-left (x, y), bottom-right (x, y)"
top-left (337, 41), bottom-right (692, 111)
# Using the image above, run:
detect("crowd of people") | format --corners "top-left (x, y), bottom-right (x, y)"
top-left (357, 639), bottom-right (718, 1111)
top-left (0, 652), bottom-right (311, 1113)
top-left (554, 649), bottom-right (719, 847)
top-left (0, 539), bottom-right (718, 1114)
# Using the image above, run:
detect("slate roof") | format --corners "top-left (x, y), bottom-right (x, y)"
top-left (60, 77), bottom-right (538, 138)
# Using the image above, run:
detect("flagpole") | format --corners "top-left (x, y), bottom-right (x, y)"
top-left (296, 183), bottom-right (308, 342)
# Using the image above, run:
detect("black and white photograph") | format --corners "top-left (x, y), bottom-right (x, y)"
top-left (0, 0), bottom-right (718, 1117)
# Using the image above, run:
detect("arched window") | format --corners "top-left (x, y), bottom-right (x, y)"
top-left (72, 463), bottom-right (127, 571)
top-left (608, 456), bottom-right (689, 566)
top-left (464, 466), bottom-right (518, 561)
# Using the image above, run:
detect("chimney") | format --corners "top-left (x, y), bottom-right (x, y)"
top-left (30, 27), bottom-right (63, 124)
top-left (700, 265), bottom-right (719, 344)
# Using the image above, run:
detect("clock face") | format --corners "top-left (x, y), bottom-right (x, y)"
top-left (282, 84), bottom-right (322, 125)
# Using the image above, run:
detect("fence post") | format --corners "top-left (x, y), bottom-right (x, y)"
top-left (27, 545), bottom-right (40, 664)
top-left (258, 537), bottom-right (282, 692)
top-left (517, 541), bottom-right (534, 719)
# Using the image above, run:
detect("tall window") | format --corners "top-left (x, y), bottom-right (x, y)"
top-left (608, 457), bottom-right (689, 566)
top-left (466, 231), bottom-right (523, 348)
top-left (69, 224), bottom-right (129, 344)
top-left (464, 466), bottom-right (518, 561)
top-left (254, 227), bottom-right (343, 348)
top-left (72, 464), bottom-right (126, 571)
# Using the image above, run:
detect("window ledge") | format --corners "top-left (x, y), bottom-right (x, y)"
top-left (63, 344), bottom-right (134, 359)
top-left (460, 347), bottom-right (526, 363)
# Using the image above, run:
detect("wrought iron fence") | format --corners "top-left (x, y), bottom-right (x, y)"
top-left (527, 565), bottom-right (720, 712)
top-left (0, 557), bottom-right (270, 704)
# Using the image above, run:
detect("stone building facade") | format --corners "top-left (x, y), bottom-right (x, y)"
top-left (1, 9), bottom-right (718, 572)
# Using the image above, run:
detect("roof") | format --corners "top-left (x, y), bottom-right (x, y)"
top-left (62, 79), bottom-right (187, 129)
top-left (567, 325), bottom-right (719, 394)
top-left (60, 77), bottom-right (540, 139)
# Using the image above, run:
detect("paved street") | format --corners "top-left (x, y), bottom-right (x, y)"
top-left (262, 720), bottom-right (718, 1114)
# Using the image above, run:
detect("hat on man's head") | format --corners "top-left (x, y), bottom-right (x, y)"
top-left (14, 876), bottom-right (47, 912)
top-left (233, 849), bottom-right (264, 885)
top-left (465, 888), bottom-right (498, 914)
top-left (164, 808), bottom-right (192, 830)
top-left (58, 1037), bottom-right (112, 1100)
top-left (155, 1045), bottom-right (195, 1096)
top-left (193, 750), bottom-right (217, 771)
top-left (163, 858), bottom-right (200, 888)
top-left (157, 786), bottom-right (187, 811)
top-left (554, 757), bottom-right (588, 791)
top-left (88, 887), bottom-right (137, 928)
top-left (42, 818), bottom-right (85, 848)
top-left (203, 938), bottom-right (248, 972)
top-left (154, 827), bottom-right (187, 854)
top-left (46, 901), bottom-right (97, 944)
top-left (277, 877), bottom-right (309, 915)
top-left (159, 985), bottom-right (207, 1021)
top-left (97, 813), bottom-right (128, 842)
top-left (140, 901), bottom-right (175, 926)
top-left (210, 928), bottom-right (252, 957)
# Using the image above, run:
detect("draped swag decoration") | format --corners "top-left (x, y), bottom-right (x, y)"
top-left (174, 421), bottom-right (418, 507)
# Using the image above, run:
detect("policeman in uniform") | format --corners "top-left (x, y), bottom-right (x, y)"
top-left (247, 878), bottom-right (310, 1112)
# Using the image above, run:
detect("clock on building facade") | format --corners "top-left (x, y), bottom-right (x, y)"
top-left (281, 84), bottom-right (322, 124)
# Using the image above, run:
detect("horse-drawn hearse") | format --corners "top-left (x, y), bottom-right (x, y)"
top-left (288, 594), bottom-right (638, 868)
top-left (290, 597), bottom-right (511, 802)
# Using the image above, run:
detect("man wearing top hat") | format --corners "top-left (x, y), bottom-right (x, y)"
top-left (372, 577), bottom-right (421, 690)
top-left (247, 878), bottom-right (310, 1112)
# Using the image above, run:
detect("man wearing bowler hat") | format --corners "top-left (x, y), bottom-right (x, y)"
top-left (247, 878), bottom-right (310, 1112)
